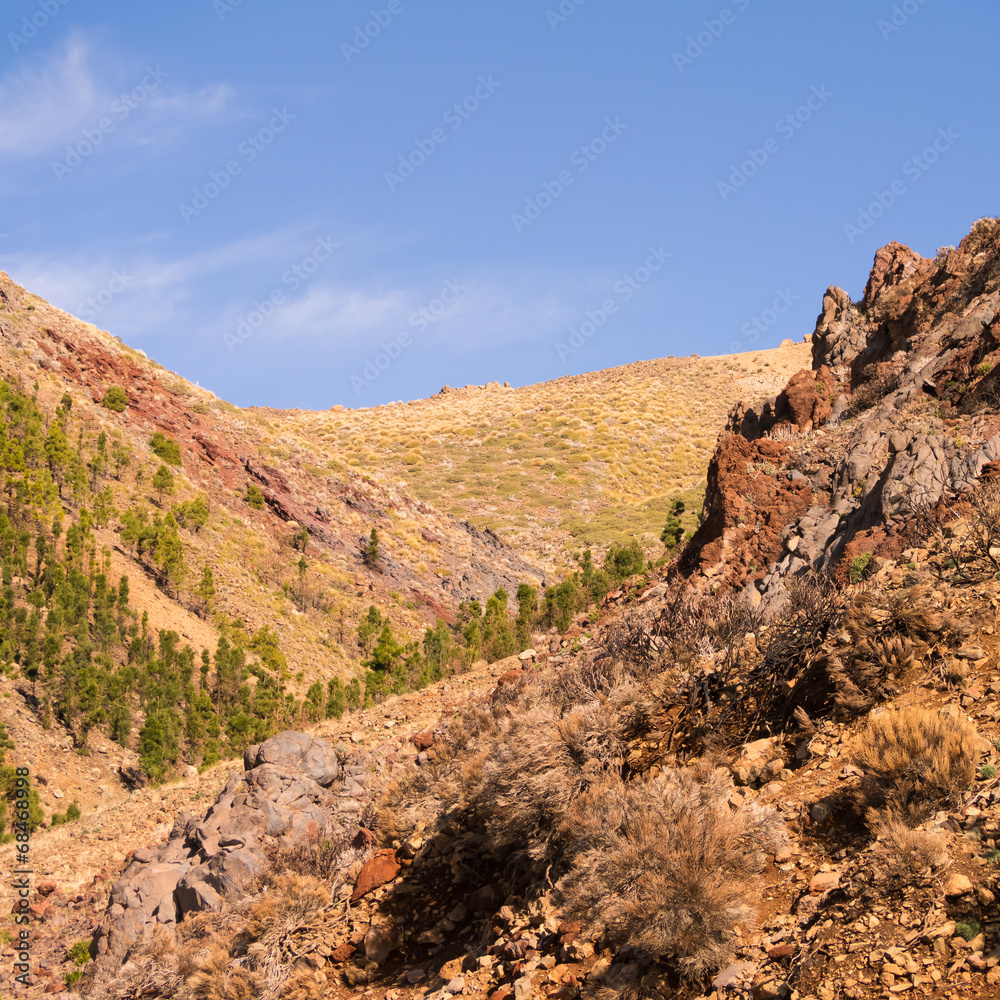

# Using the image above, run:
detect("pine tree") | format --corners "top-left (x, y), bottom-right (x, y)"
top-left (661, 500), bottom-right (686, 551)
top-left (357, 605), bottom-right (382, 653)
top-left (152, 464), bottom-right (175, 503)
top-left (111, 442), bottom-right (131, 480)
top-left (197, 564), bottom-right (216, 612)
top-left (154, 515), bottom-right (186, 592)
top-left (362, 528), bottom-right (379, 568)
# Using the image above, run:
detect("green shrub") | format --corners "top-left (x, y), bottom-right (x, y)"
top-left (848, 552), bottom-right (874, 584)
top-left (604, 540), bottom-right (646, 582)
top-left (245, 484), bottom-right (265, 510)
top-left (956, 919), bottom-right (981, 941)
top-left (149, 432), bottom-right (182, 466)
top-left (980, 764), bottom-right (997, 780)
top-left (67, 940), bottom-right (91, 966)
top-left (102, 386), bottom-right (128, 412)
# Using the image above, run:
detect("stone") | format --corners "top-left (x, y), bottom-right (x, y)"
top-left (944, 874), bottom-right (973, 897)
top-left (90, 732), bottom-right (364, 977)
top-left (351, 850), bottom-right (401, 902)
top-left (412, 731), bottom-right (435, 751)
top-left (957, 647), bottom-right (986, 661)
top-left (365, 922), bottom-right (402, 964)
top-left (810, 801), bottom-right (833, 825)
top-left (468, 884), bottom-right (501, 913)
top-left (752, 979), bottom-right (791, 1000)
top-left (809, 870), bottom-right (841, 894)
top-left (713, 962), bottom-right (756, 989)
top-left (513, 976), bottom-right (533, 1000)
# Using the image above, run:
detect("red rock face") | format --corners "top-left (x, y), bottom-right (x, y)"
top-left (679, 434), bottom-right (811, 592)
top-left (773, 366), bottom-right (837, 432)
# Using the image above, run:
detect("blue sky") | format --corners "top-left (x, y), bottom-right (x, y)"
top-left (0, 1), bottom-right (995, 409)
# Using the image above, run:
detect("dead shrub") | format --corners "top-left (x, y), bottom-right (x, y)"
top-left (243, 873), bottom-right (329, 942)
top-left (959, 477), bottom-right (1000, 575)
top-left (278, 975), bottom-right (325, 1000)
top-left (266, 835), bottom-right (357, 886)
top-left (468, 696), bottom-right (629, 870)
top-left (555, 766), bottom-right (785, 978)
top-left (874, 816), bottom-right (950, 880)
top-left (845, 364), bottom-right (901, 419)
top-left (851, 706), bottom-right (979, 825)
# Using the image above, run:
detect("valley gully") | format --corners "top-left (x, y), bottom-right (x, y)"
top-left (10, 767), bottom-right (33, 988)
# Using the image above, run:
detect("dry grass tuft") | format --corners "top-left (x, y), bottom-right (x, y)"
top-left (243, 872), bottom-right (330, 942)
top-left (184, 945), bottom-right (261, 1000)
top-left (852, 706), bottom-right (980, 825)
top-left (555, 766), bottom-right (785, 978)
top-left (874, 816), bottom-right (950, 876)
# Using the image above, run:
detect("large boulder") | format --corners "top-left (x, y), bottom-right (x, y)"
top-left (89, 732), bottom-right (365, 976)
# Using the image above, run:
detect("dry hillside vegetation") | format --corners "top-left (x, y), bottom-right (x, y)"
top-left (278, 345), bottom-right (809, 568)
top-left (16, 223), bottom-right (1000, 1000)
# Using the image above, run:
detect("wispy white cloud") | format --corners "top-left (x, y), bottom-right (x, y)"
top-left (0, 38), bottom-right (99, 159)
top-left (267, 285), bottom-right (413, 343)
top-left (1, 233), bottom-right (592, 366)
top-left (0, 37), bottom-right (238, 164)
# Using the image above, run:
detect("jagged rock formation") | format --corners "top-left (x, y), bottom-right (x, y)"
top-left (681, 218), bottom-right (1000, 610)
top-left (89, 732), bottom-right (368, 978)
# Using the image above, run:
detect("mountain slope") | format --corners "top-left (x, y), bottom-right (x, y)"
top-left (61, 218), bottom-right (1000, 1000)
top-left (278, 345), bottom-right (810, 571)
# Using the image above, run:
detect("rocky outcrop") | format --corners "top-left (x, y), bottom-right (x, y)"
top-left (89, 732), bottom-right (368, 976)
top-left (812, 286), bottom-right (868, 370)
top-left (682, 220), bottom-right (1000, 610)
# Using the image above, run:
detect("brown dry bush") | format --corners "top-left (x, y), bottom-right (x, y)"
top-left (851, 706), bottom-right (980, 825)
top-left (959, 477), bottom-right (1000, 575)
top-left (845, 364), bottom-right (901, 419)
top-left (242, 872), bottom-right (329, 942)
top-left (555, 766), bottom-right (785, 978)
top-left (465, 694), bottom-right (630, 870)
top-left (183, 945), bottom-right (261, 1000)
top-left (873, 816), bottom-right (950, 887)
